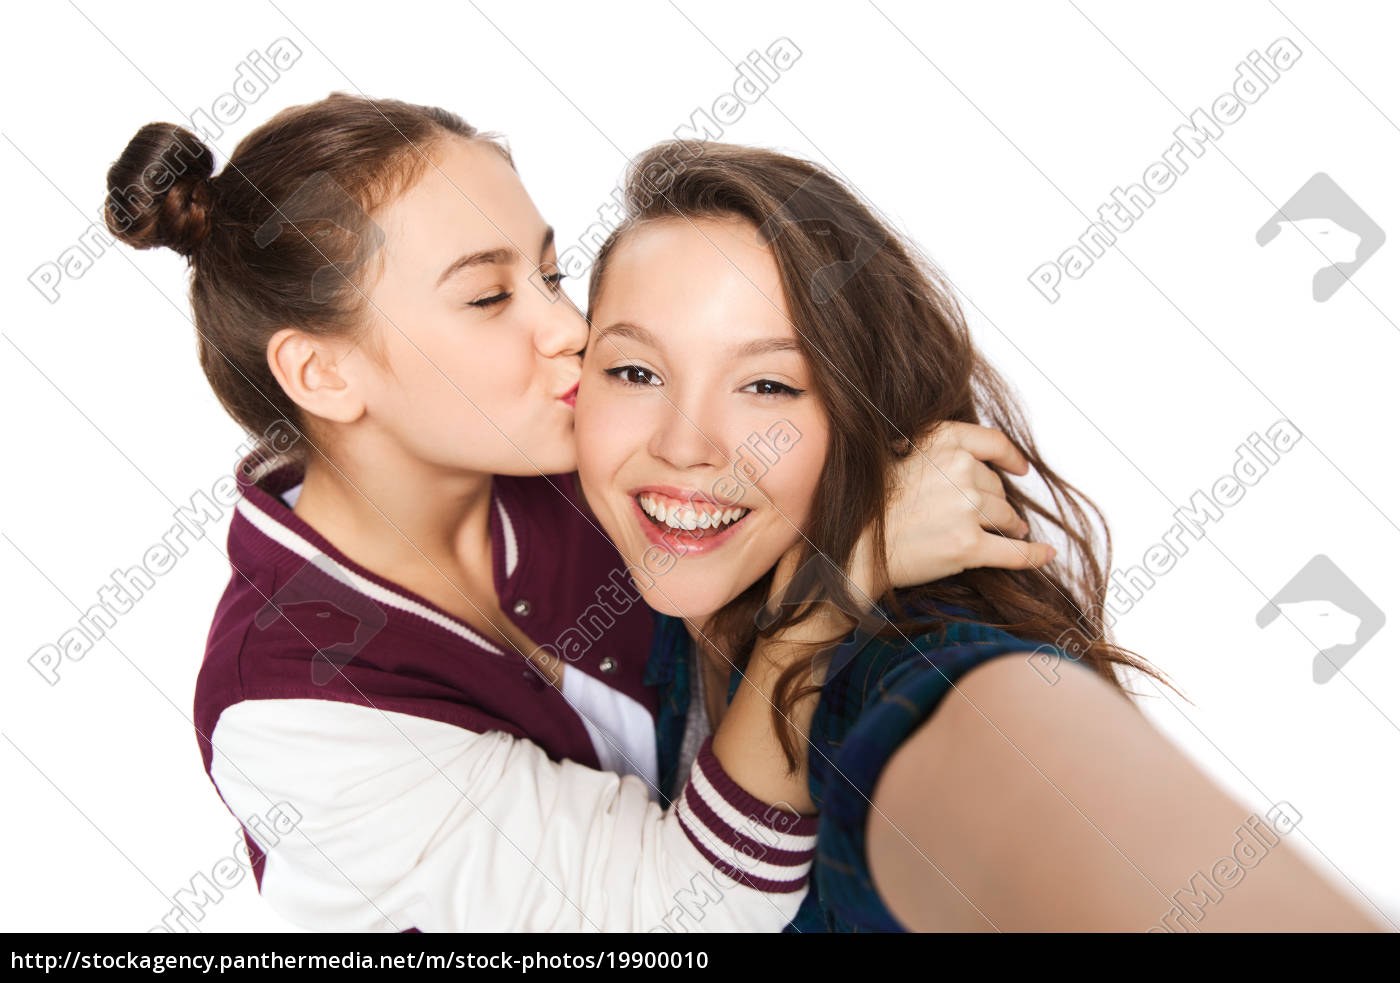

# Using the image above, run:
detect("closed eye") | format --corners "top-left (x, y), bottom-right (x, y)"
top-left (468, 291), bottom-right (511, 308)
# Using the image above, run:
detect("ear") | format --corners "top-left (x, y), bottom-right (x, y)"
top-left (266, 328), bottom-right (367, 425)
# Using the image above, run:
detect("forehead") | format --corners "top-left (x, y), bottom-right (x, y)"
top-left (378, 138), bottom-right (542, 267)
top-left (594, 216), bottom-right (793, 347)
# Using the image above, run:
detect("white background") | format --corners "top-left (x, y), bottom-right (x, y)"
top-left (2, 0), bottom-right (1396, 933)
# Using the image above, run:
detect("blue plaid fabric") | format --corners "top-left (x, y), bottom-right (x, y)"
top-left (646, 598), bottom-right (1089, 932)
top-left (645, 611), bottom-right (696, 809)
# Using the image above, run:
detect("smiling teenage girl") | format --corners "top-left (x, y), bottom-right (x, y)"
top-left (104, 93), bottom-right (1047, 933)
top-left (104, 95), bottom-right (831, 932)
top-left (575, 142), bottom-right (1384, 932)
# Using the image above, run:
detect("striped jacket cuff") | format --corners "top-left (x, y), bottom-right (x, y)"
top-left (673, 735), bottom-right (818, 894)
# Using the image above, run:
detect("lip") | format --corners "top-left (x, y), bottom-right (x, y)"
top-left (559, 383), bottom-right (579, 408)
top-left (628, 485), bottom-right (752, 557)
top-left (631, 484), bottom-right (742, 508)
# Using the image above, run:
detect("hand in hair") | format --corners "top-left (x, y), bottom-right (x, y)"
top-left (743, 419), bottom-right (1053, 689)
top-left (855, 421), bottom-right (1056, 599)
top-left (761, 421), bottom-right (1055, 612)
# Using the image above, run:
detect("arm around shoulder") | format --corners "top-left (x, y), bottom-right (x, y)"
top-left (207, 698), bottom-right (815, 932)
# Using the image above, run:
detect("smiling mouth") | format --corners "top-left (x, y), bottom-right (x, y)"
top-left (634, 492), bottom-right (751, 540)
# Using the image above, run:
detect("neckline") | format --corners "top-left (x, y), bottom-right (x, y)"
top-left (234, 455), bottom-right (522, 658)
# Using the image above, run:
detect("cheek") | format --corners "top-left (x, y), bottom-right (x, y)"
top-left (749, 414), bottom-right (829, 528)
top-left (370, 320), bottom-right (537, 456)
top-left (443, 326), bottom-right (535, 398)
top-left (575, 386), bottom-right (646, 481)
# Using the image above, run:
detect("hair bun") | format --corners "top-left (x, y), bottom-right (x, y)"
top-left (105, 123), bottom-right (216, 258)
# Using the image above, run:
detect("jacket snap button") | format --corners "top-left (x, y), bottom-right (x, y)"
top-left (512, 599), bottom-right (532, 616)
top-left (598, 656), bottom-right (617, 674)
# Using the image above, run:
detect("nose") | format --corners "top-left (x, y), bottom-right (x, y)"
top-left (534, 285), bottom-right (589, 359)
top-left (648, 393), bottom-right (727, 473)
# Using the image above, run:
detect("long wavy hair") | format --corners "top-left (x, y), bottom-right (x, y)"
top-left (589, 141), bottom-right (1181, 771)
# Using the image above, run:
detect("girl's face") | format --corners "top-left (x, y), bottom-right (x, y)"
top-left (576, 215), bottom-right (830, 620)
top-left (350, 137), bottom-right (587, 475)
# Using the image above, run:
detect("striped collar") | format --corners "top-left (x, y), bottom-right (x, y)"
top-left (231, 453), bottom-right (523, 658)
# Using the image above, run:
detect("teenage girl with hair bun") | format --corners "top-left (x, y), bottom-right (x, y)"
top-left (104, 94), bottom-right (1045, 932)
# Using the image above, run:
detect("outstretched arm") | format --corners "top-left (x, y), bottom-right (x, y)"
top-left (865, 655), bottom-right (1387, 932)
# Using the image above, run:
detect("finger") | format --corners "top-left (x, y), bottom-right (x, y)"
top-left (966, 459), bottom-right (1011, 499)
top-left (967, 493), bottom-right (1027, 537)
top-left (904, 450), bottom-right (1007, 503)
top-left (925, 422), bottom-right (1029, 475)
top-left (907, 450), bottom-right (1008, 504)
top-left (970, 532), bottom-right (1056, 571)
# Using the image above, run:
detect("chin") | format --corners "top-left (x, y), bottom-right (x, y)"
top-left (497, 438), bottom-right (576, 476)
top-left (634, 575), bottom-right (738, 624)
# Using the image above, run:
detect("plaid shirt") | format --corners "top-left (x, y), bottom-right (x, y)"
top-left (646, 598), bottom-right (1086, 932)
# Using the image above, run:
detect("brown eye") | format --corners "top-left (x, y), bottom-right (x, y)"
top-left (604, 365), bottom-right (659, 387)
top-left (743, 379), bottom-right (801, 397)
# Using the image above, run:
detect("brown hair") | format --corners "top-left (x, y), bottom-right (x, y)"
top-left (104, 92), bottom-right (507, 468)
top-left (588, 141), bottom-right (1180, 771)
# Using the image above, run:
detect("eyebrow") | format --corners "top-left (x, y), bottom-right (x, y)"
top-left (597, 321), bottom-right (801, 358)
top-left (436, 226), bottom-right (555, 287)
top-left (731, 337), bottom-right (802, 358)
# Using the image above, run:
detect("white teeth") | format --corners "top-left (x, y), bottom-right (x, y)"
top-left (636, 494), bottom-right (750, 531)
top-left (639, 495), bottom-right (661, 520)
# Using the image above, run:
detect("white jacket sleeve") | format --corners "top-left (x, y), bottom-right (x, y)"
top-left (207, 698), bottom-right (816, 932)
